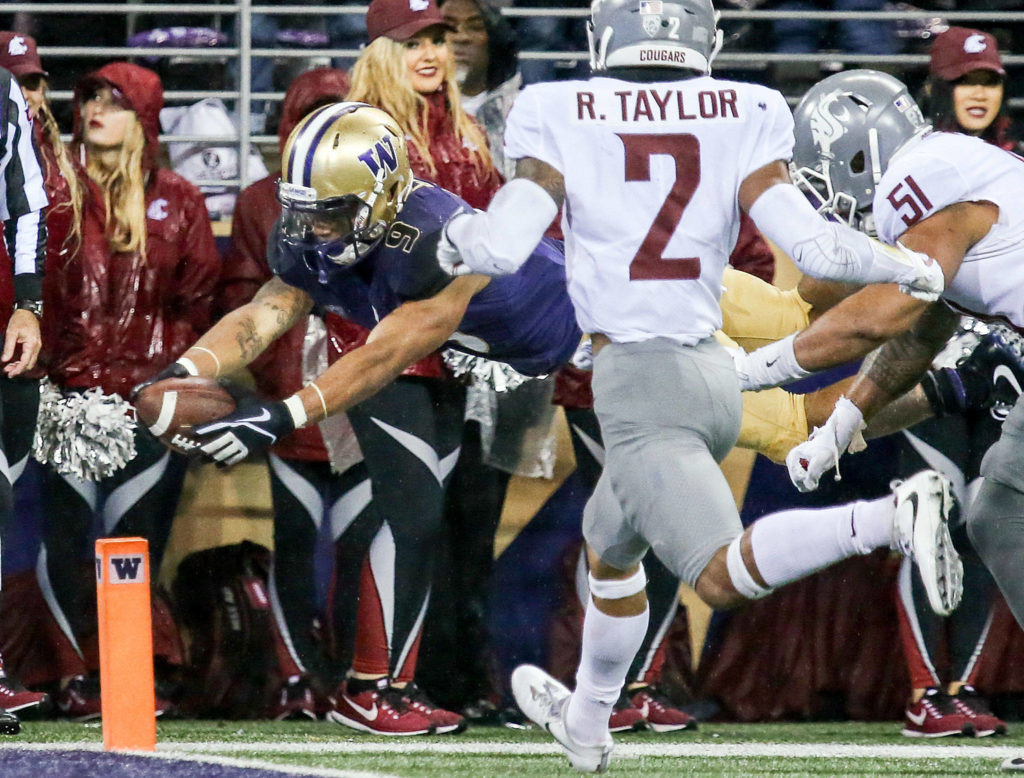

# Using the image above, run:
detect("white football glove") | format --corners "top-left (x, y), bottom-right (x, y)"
top-left (571, 339), bottom-right (594, 371)
top-left (891, 241), bottom-right (944, 302)
top-left (786, 396), bottom-right (866, 492)
top-left (436, 214), bottom-right (473, 277)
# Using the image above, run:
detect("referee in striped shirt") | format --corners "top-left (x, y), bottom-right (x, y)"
top-left (0, 64), bottom-right (46, 735)
top-left (0, 64), bottom-right (45, 374)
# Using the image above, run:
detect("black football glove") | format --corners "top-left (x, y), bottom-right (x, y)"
top-left (922, 331), bottom-right (1024, 417)
top-left (129, 360), bottom-right (193, 402)
top-left (194, 395), bottom-right (297, 467)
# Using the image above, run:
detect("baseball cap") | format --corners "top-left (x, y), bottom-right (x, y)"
top-left (0, 32), bottom-right (47, 78)
top-left (366, 0), bottom-right (453, 43)
top-left (930, 26), bottom-right (1005, 82)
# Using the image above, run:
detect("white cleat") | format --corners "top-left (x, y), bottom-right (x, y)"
top-left (891, 470), bottom-right (963, 616)
top-left (511, 664), bottom-right (613, 773)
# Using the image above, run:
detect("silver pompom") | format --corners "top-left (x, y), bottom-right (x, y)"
top-left (442, 349), bottom-right (540, 393)
top-left (33, 382), bottom-right (137, 481)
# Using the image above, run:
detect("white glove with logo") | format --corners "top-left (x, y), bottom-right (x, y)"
top-left (786, 396), bottom-right (867, 492)
top-left (890, 241), bottom-right (944, 302)
top-left (571, 339), bottom-right (594, 371)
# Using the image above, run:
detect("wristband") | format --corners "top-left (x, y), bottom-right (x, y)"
top-left (177, 357), bottom-right (200, 377)
top-left (283, 395), bottom-right (308, 428)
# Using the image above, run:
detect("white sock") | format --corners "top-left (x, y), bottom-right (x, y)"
top-left (566, 600), bottom-right (649, 747)
top-left (750, 496), bottom-right (894, 589)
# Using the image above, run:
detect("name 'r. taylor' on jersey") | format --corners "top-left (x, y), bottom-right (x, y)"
top-left (576, 88), bottom-right (740, 122)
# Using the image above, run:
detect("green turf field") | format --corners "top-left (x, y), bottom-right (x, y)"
top-left (9, 719), bottom-right (1023, 776)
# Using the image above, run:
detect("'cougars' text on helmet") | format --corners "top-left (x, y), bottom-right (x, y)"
top-left (588, 0), bottom-right (723, 74)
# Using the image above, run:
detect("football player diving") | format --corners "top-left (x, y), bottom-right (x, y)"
top-left (137, 101), bottom-right (1012, 473)
top-left (135, 100), bottom-right (1012, 621)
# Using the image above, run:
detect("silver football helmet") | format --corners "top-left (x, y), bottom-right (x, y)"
top-left (588, 0), bottom-right (724, 74)
top-left (791, 69), bottom-right (931, 233)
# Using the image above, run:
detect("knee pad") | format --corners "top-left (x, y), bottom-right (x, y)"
top-left (588, 565), bottom-right (647, 600)
top-left (726, 535), bottom-right (772, 600)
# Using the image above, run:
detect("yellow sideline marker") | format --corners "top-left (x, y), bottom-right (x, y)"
top-left (96, 537), bottom-right (156, 751)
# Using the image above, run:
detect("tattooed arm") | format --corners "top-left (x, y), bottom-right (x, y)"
top-left (183, 276), bottom-right (313, 378)
top-left (844, 302), bottom-right (959, 419)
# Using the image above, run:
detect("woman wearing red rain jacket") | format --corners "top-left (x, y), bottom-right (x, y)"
top-left (38, 62), bottom-right (218, 719)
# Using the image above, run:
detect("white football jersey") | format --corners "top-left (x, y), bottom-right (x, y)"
top-left (504, 75), bottom-right (793, 344)
top-left (874, 131), bottom-right (1024, 329)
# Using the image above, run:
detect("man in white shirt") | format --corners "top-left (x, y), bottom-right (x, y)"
top-left (438, 1), bottom-right (960, 772)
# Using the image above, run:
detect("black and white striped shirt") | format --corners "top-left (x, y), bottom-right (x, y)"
top-left (0, 66), bottom-right (46, 302)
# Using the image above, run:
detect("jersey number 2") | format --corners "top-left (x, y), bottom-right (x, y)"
top-left (618, 133), bottom-right (701, 281)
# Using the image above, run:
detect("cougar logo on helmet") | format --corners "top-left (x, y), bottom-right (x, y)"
top-left (277, 102), bottom-right (413, 272)
top-left (808, 91), bottom-right (852, 163)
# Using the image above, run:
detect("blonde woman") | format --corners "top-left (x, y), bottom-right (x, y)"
top-left (347, 0), bottom-right (502, 207)
top-left (39, 62), bottom-right (219, 719)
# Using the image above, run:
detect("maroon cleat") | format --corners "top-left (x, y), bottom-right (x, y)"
top-left (902, 688), bottom-right (975, 738)
top-left (0, 676), bottom-right (49, 717)
top-left (326, 679), bottom-right (434, 736)
top-left (397, 683), bottom-right (466, 734)
top-left (952, 685), bottom-right (1008, 737)
top-left (629, 685), bottom-right (697, 733)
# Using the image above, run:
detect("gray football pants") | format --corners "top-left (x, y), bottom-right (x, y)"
top-left (583, 336), bottom-right (744, 588)
top-left (967, 395), bottom-right (1024, 627)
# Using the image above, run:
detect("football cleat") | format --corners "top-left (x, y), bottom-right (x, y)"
top-left (511, 664), bottom-right (612, 773)
top-left (902, 688), bottom-right (974, 738)
top-left (56, 675), bottom-right (102, 722)
top-left (608, 691), bottom-right (646, 733)
top-left (0, 709), bottom-right (18, 735)
top-left (266, 676), bottom-right (317, 721)
top-left (326, 679), bottom-right (434, 736)
top-left (890, 470), bottom-right (963, 616)
top-left (952, 685), bottom-right (1008, 737)
top-left (629, 685), bottom-right (698, 733)
top-left (397, 683), bottom-right (466, 735)
top-left (0, 675), bottom-right (50, 717)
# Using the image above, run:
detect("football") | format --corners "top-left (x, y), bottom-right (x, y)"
top-left (133, 376), bottom-right (236, 454)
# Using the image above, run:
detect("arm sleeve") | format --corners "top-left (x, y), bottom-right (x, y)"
top-left (1, 74), bottom-right (47, 300)
top-left (748, 183), bottom-right (937, 289)
top-left (445, 178), bottom-right (559, 276)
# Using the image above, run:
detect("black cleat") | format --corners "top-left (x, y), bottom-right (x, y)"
top-left (0, 708), bottom-right (20, 735)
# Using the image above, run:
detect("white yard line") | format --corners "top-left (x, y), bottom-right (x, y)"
top-left (18, 740), bottom-right (1018, 760)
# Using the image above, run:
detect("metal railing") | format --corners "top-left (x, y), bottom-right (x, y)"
top-left (5, 2), bottom-right (1024, 191)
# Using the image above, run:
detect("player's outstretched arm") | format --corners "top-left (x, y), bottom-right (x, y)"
top-left (739, 161), bottom-right (944, 300)
top-left (131, 276), bottom-right (313, 401)
top-left (194, 275), bottom-right (489, 466)
top-left (188, 277), bottom-right (313, 377)
top-left (288, 274), bottom-right (488, 423)
top-left (439, 157), bottom-right (563, 277)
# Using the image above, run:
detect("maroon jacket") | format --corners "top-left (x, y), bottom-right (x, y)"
top-left (408, 91), bottom-right (504, 210)
top-left (43, 63), bottom-right (219, 397)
